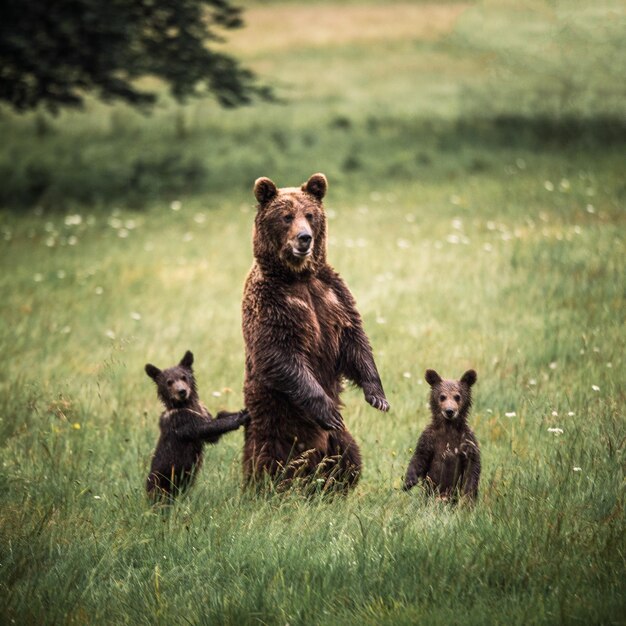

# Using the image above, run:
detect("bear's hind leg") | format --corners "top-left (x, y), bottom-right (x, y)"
top-left (323, 429), bottom-right (362, 491)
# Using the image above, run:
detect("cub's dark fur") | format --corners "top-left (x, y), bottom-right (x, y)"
top-left (145, 350), bottom-right (248, 502)
top-left (404, 369), bottom-right (481, 501)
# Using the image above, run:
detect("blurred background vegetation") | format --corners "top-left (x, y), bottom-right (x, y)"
top-left (0, 0), bottom-right (624, 209)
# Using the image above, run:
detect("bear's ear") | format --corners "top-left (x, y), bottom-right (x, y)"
top-left (145, 364), bottom-right (161, 381)
top-left (461, 369), bottom-right (477, 387)
top-left (179, 350), bottom-right (194, 369)
top-left (302, 173), bottom-right (328, 201)
top-left (425, 369), bottom-right (442, 387)
top-left (254, 177), bottom-right (278, 206)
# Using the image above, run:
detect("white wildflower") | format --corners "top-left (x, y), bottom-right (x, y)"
top-left (105, 330), bottom-right (116, 340)
top-left (396, 239), bottom-right (410, 249)
top-left (403, 372), bottom-right (411, 379)
top-left (130, 312), bottom-right (141, 321)
top-left (95, 286), bottom-right (104, 295)
top-left (64, 214), bottom-right (82, 226)
top-left (505, 412), bottom-right (516, 418)
top-left (34, 273), bottom-right (43, 282)
top-left (170, 200), bottom-right (182, 211)
top-left (547, 427), bottom-right (563, 435)
top-left (591, 385), bottom-right (600, 391)
top-left (572, 467), bottom-right (582, 472)
top-left (544, 181), bottom-right (554, 191)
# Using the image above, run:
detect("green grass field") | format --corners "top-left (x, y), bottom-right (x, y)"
top-left (1, 1), bottom-right (624, 624)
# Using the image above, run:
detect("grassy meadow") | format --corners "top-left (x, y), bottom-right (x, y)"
top-left (1, 1), bottom-right (625, 624)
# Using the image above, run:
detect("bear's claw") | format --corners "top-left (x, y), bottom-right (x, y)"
top-left (366, 395), bottom-right (390, 412)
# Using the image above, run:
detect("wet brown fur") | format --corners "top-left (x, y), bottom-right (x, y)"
top-left (145, 350), bottom-right (248, 503)
top-left (404, 369), bottom-right (480, 501)
top-left (242, 174), bottom-right (389, 491)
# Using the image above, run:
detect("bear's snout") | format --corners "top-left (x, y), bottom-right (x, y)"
top-left (444, 408), bottom-right (456, 419)
top-left (290, 223), bottom-right (314, 258)
top-left (297, 232), bottom-right (312, 248)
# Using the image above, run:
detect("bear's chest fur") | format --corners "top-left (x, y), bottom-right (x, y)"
top-left (284, 277), bottom-right (351, 368)
top-left (427, 425), bottom-right (473, 492)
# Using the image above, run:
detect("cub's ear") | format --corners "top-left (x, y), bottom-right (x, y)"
top-left (425, 369), bottom-right (442, 387)
top-left (302, 173), bottom-right (328, 201)
top-left (461, 369), bottom-right (477, 387)
top-left (254, 177), bottom-right (278, 206)
top-left (145, 364), bottom-right (161, 381)
top-left (179, 350), bottom-right (194, 369)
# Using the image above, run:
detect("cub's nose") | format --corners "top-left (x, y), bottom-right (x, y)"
top-left (297, 232), bottom-right (312, 247)
top-left (177, 389), bottom-right (187, 399)
top-left (445, 408), bottom-right (455, 418)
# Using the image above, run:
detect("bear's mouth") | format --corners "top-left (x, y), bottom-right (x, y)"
top-left (292, 248), bottom-right (312, 258)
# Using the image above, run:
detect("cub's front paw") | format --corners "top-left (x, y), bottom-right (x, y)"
top-left (239, 409), bottom-right (251, 425)
top-left (365, 394), bottom-right (390, 412)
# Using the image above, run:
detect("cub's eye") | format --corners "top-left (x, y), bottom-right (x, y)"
top-left (181, 375), bottom-right (187, 382)
top-left (167, 379), bottom-right (174, 386)
top-left (305, 212), bottom-right (313, 220)
top-left (439, 395), bottom-right (446, 402)
top-left (283, 214), bottom-right (294, 224)
top-left (454, 394), bottom-right (461, 402)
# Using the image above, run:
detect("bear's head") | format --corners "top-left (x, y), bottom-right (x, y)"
top-left (145, 350), bottom-right (198, 409)
top-left (252, 173), bottom-right (328, 275)
top-left (425, 369), bottom-right (477, 424)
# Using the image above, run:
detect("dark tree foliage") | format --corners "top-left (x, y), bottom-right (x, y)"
top-left (0, 0), bottom-right (270, 112)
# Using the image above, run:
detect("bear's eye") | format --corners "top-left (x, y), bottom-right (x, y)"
top-left (167, 379), bottom-right (174, 386)
top-left (283, 214), bottom-right (294, 224)
top-left (181, 375), bottom-right (187, 382)
top-left (440, 394), bottom-right (446, 402)
top-left (454, 394), bottom-right (461, 402)
top-left (305, 212), bottom-right (313, 220)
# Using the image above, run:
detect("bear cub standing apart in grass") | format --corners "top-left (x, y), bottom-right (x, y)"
top-left (145, 350), bottom-right (248, 502)
top-left (404, 369), bottom-right (480, 501)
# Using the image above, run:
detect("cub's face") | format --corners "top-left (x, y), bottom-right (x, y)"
top-left (253, 173), bottom-right (328, 272)
top-left (425, 369), bottom-right (477, 422)
top-left (145, 350), bottom-right (196, 408)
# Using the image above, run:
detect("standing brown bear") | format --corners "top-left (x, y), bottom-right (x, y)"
top-left (403, 369), bottom-right (481, 501)
top-left (242, 173), bottom-right (389, 491)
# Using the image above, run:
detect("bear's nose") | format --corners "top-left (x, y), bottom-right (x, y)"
top-left (177, 389), bottom-right (187, 399)
top-left (445, 408), bottom-right (455, 418)
top-left (297, 232), bottom-right (312, 246)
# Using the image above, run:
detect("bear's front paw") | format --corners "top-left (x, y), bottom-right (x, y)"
top-left (365, 394), bottom-right (390, 412)
top-left (316, 406), bottom-right (344, 431)
top-left (239, 409), bottom-right (251, 425)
